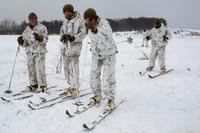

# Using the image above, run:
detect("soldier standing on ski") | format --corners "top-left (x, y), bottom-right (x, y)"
top-left (146, 19), bottom-right (172, 73)
top-left (84, 8), bottom-right (117, 111)
top-left (60, 4), bottom-right (86, 97)
top-left (141, 29), bottom-right (149, 47)
top-left (17, 12), bottom-right (48, 92)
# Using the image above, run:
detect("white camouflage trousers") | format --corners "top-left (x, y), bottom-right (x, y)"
top-left (27, 53), bottom-right (47, 87)
top-left (149, 46), bottom-right (166, 69)
top-left (63, 55), bottom-right (80, 89)
top-left (90, 54), bottom-right (116, 99)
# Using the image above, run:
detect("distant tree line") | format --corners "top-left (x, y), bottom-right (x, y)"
top-left (0, 17), bottom-right (167, 35)
top-left (0, 19), bottom-right (63, 35)
top-left (107, 17), bottom-right (167, 32)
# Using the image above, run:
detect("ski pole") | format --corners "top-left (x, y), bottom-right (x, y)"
top-left (116, 36), bottom-right (133, 45)
top-left (5, 46), bottom-right (20, 94)
top-left (88, 36), bottom-right (133, 45)
top-left (73, 41), bottom-right (89, 110)
top-left (56, 51), bottom-right (63, 74)
top-left (170, 44), bottom-right (191, 72)
top-left (129, 36), bottom-right (149, 60)
top-left (56, 39), bottom-right (67, 74)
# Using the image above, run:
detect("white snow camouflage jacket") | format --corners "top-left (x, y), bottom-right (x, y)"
top-left (22, 23), bottom-right (48, 54)
top-left (60, 12), bottom-right (86, 57)
top-left (149, 25), bottom-right (172, 47)
top-left (88, 18), bottom-right (117, 58)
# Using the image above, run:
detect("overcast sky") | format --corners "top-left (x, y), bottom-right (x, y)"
top-left (0, 0), bottom-right (199, 29)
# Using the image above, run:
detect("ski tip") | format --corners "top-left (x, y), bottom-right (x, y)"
top-left (65, 110), bottom-right (72, 117)
top-left (28, 104), bottom-right (36, 110)
top-left (1, 97), bottom-right (10, 102)
top-left (83, 124), bottom-right (91, 130)
top-left (29, 100), bottom-right (36, 105)
top-left (66, 110), bottom-right (69, 114)
top-left (83, 123), bottom-right (87, 128)
top-left (1, 97), bottom-right (5, 101)
top-left (148, 74), bottom-right (153, 78)
top-left (66, 110), bottom-right (74, 117)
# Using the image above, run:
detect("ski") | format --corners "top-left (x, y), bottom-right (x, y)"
top-left (8, 90), bottom-right (27, 97)
top-left (148, 69), bottom-right (174, 78)
top-left (1, 85), bottom-right (58, 103)
top-left (134, 46), bottom-right (149, 60)
top-left (83, 100), bottom-right (125, 130)
top-left (6, 85), bottom-right (57, 97)
top-left (29, 92), bottom-right (65, 106)
top-left (28, 92), bottom-right (92, 111)
top-left (29, 88), bottom-right (90, 107)
top-left (1, 95), bottom-right (33, 102)
top-left (66, 101), bottom-right (100, 118)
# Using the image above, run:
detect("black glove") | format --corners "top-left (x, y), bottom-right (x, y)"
top-left (163, 36), bottom-right (168, 42)
top-left (60, 34), bottom-right (67, 43)
top-left (91, 28), bottom-right (98, 34)
top-left (33, 32), bottom-right (43, 42)
top-left (17, 36), bottom-right (24, 46)
top-left (29, 24), bottom-right (34, 29)
top-left (146, 36), bottom-right (151, 41)
top-left (66, 34), bottom-right (75, 42)
top-left (60, 34), bottom-right (75, 43)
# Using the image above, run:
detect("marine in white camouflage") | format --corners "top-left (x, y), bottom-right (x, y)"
top-left (60, 4), bottom-right (86, 96)
top-left (84, 8), bottom-right (117, 110)
top-left (17, 12), bottom-right (48, 92)
top-left (147, 19), bottom-right (172, 72)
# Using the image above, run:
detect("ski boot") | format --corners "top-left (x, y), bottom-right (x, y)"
top-left (36, 86), bottom-right (47, 93)
top-left (26, 85), bottom-right (38, 92)
top-left (64, 88), bottom-right (79, 97)
top-left (160, 67), bottom-right (166, 73)
top-left (147, 66), bottom-right (153, 71)
top-left (104, 97), bottom-right (115, 111)
top-left (89, 95), bottom-right (102, 105)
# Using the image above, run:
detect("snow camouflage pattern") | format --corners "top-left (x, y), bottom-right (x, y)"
top-left (27, 53), bottom-right (46, 87)
top-left (88, 18), bottom-right (117, 58)
top-left (60, 13), bottom-right (86, 89)
top-left (21, 23), bottom-right (48, 87)
top-left (88, 18), bottom-right (117, 99)
top-left (22, 23), bottom-right (48, 54)
top-left (63, 56), bottom-right (80, 89)
top-left (149, 46), bottom-right (166, 68)
top-left (148, 25), bottom-right (172, 69)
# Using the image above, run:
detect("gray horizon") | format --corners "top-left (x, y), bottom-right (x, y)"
top-left (0, 0), bottom-right (199, 29)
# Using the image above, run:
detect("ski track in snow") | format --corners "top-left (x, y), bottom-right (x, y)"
top-left (0, 30), bottom-right (200, 133)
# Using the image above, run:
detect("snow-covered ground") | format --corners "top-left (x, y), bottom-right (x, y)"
top-left (0, 30), bottom-right (200, 133)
